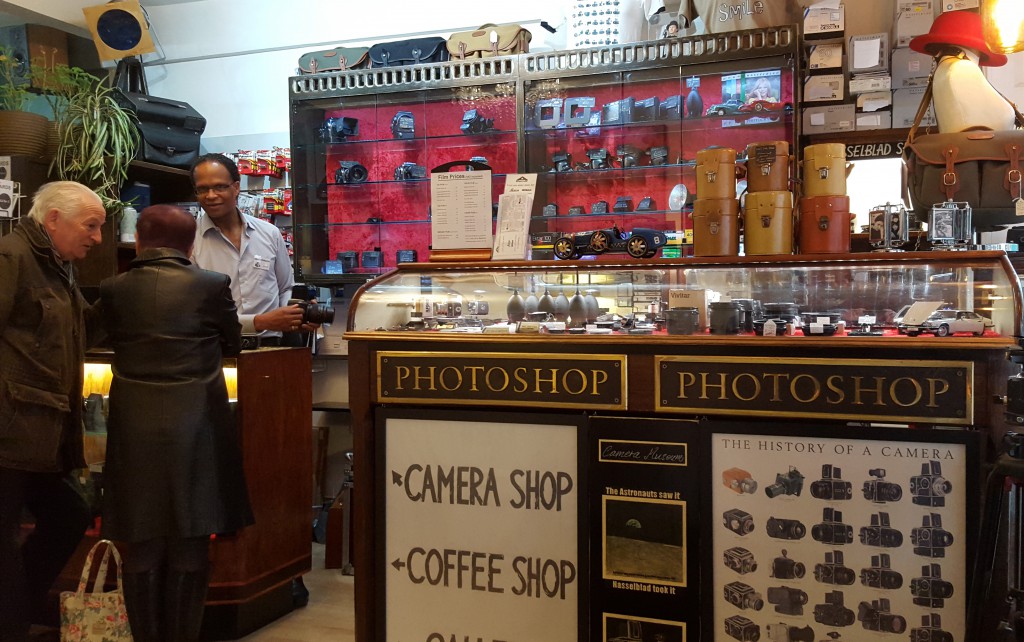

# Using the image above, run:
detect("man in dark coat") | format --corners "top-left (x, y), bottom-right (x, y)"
top-left (0, 181), bottom-right (104, 641)
top-left (96, 205), bottom-right (253, 642)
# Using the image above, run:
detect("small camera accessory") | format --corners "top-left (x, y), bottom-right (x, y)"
top-left (395, 249), bottom-right (418, 264)
top-left (335, 161), bottom-right (368, 184)
top-left (552, 152), bottom-right (572, 173)
top-left (584, 148), bottom-right (609, 170)
top-left (660, 94), bottom-right (682, 119)
top-left (632, 96), bottom-right (658, 122)
top-left (361, 251), bottom-right (383, 269)
top-left (567, 205), bottom-right (585, 216)
top-left (319, 116), bottom-right (359, 143)
top-left (563, 96), bottom-right (595, 126)
top-left (391, 111), bottom-right (415, 139)
top-left (542, 203), bottom-right (558, 217)
top-left (616, 144), bottom-right (640, 168)
top-left (394, 162), bottom-right (427, 181)
top-left (535, 98), bottom-right (564, 129)
top-left (601, 97), bottom-right (635, 125)
top-left (636, 196), bottom-right (655, 212)
top-left (591, 200), bottom-right (609, 215)
top-left (461, 109), bottom-right (495, 134)
top-left (337, 251), bottom-right (359, 271)
top-left (612, 196), bottom-right (633, 213)
top-left (647, 146), bottom-right (669, 166)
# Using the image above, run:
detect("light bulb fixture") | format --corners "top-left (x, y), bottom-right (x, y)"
top-left (981, 0), bottom-right (1024, 54)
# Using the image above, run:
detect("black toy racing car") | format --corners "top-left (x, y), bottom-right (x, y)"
top-left (552, 225), bottom-right (667, 259)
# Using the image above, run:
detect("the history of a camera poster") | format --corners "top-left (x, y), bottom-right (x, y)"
top-left (381, 411), bottom-right (583, 642)
top-left (711, 427), bottom-right (977, 642)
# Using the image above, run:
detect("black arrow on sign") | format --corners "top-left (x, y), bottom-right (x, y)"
top-left (392, 471), bottom-right (402, 486)
top-left (392, 558), bottom-right (405, 571)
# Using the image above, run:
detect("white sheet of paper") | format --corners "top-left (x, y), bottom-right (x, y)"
top-left (853, 38), bottom-right (881, 70)
top-left (430, 170), bottom-right (493, 250)
top-left (810, 112), bottom-right (826, 126)
top-left (492, 193), bottom-right (534, 261)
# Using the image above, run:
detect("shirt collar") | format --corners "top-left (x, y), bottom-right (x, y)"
top-left (198, 208), bottom-right (254, 237)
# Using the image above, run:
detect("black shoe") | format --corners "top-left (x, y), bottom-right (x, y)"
top-left (291, 577), bottom-right (309, 608)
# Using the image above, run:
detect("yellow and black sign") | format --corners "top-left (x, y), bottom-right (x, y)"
top-left (378, 351), bottom-right (626, 410)
top-left (656, 356), bottom-right (973, 424)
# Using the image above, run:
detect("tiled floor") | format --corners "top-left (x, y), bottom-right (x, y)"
top-left (238, 543), bottom-right (355, 642)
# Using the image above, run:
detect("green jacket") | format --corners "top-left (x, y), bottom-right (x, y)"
top-left (0, 217), bottom-right (87, 472)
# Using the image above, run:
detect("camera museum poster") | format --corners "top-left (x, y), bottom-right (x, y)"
top-left (710, 425), bottom-right (978, 642)
top-left (589, 417), bottom-right (702, 642)
top-left (380, 410), bottom-right (584, 642)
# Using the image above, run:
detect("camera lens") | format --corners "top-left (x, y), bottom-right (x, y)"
top-left (304, 303), bottom-right (336, 325)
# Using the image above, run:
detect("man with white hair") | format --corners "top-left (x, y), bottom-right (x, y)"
top-left (0, 181), bottom-right (105, 640)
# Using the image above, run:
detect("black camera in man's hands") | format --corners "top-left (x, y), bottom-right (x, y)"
top-left (335, 161), bottom-right (368, 184)
top-left (290, 283), bottom-right (335, 325)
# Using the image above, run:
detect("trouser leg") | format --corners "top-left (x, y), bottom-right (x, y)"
top-left (164, 536), bottom-right (210, 642)
top-left (123, 538), bottom-right (166, 642)
top-left (22, 471), bottom-right (91, 626)
top-left (0, 468), bottom-right (30, 642)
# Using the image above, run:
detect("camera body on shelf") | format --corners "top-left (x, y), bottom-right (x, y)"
top-left (336, 161), bottom-right (369, 184)
top-left (394, 162), bottom-right (427, 181)
top-left (460, 109), bottom-right (494, 134)
top-left (391, 111), bottom-right (415, 139)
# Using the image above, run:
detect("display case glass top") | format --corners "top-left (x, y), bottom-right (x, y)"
top-left (347, 252), bottom-right (1023, 342)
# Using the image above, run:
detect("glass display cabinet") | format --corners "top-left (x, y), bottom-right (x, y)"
top-left (288, 26), bottom-right (799, 284)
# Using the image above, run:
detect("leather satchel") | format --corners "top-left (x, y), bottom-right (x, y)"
top-left (368, 37), bottom-right (449, 67)
top-left (298, 47), bottom-right (369, 74)
top-left (447, 23), bottom-right (531, 59)
top-left (903, 66), bottom-right (1024, 228)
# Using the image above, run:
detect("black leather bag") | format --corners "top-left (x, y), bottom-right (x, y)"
top-left (113, 90), bottom-right (207, 168)
top-left (368, 37), bottom-right (449, 67)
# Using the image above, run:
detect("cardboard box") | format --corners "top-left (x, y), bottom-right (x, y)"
top-left (893, 86), bottom-right (938, 128)
top-left (804, 3), bottom-right (845, 37)
top-left (804, 74), bottom-right (845, 102)
top-left (892, 47), bottom-right (934, 88)
top-left (893, 1), bottom-right (935, 47)
top-left (803, 104), bottom-right (856, 134)
top-left (808, 42), bottom-right (844, 70)
top-left (941, 0), bottom-right (978, 11)
top-left (856, 91), bottom-right (893, 112)
top-left (856, 111), bottom-right (893, 130)
top-left (849, 74), bottom-right (892, 94)
top-left (849, 33), bottom-right (890, 74)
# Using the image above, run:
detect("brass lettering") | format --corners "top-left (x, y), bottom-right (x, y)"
top-left (513, 367), bottom-right (529, 393)
top-left (928, 378), bottom-right (950, 407)
top-left (413, 366), bottom-right (437, 391)
top-left (763, 372), bottom-right (790, 401)
top-left (486, 367), bottom-right (510, 392)
top-left (561, 369), bottom-right (588, 395)
top-left (591, 369), bottom-right (608, 396)
top-left (890, 377), bottom-right (923, 407)
top-left (465, 366), bottom-right (485, 391)
top-left (677, 372), bottom-right (696, 399)
top-left (394, 365), bottom-right (411, 391)
top-left (826, 375), bottom-right (845, 404)
top-left (438, 366), bottom-right (463, 392)
top-left (791, 374), bottom-right (821, 403)
top-left (731, 372), bottom-right (761, 401)
top-left (533, 368), bottom-right (559, 394)
top-left (853, 376), bottom-right (887, 406)
top-left (701, 372), bottom-right (729, 400)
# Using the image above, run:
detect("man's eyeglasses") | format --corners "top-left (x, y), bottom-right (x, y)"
top-left (194, 183), bottom-right (235, 196)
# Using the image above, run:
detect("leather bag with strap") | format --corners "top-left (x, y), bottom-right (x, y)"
top-left (298, 47), bottom-right (369, 74)
top-left (902, 59), bottom-right (1024, 228)
top-left (368, 37), bottom-right (449, 67)
top-left (446, 24), bottom-right (532, 59)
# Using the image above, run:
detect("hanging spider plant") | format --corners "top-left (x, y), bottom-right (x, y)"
top-left (51, 71), bottom-right (139, 210)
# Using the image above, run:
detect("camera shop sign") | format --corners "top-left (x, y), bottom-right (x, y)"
top-left (655, 356), bottom-right (972, 424)
top-left (377, 351), bottom-right (627, 410)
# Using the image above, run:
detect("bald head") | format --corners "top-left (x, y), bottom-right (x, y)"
top-left (136, 205), bottom-right (197, 255)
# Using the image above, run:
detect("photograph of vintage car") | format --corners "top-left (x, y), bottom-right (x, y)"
top-left (899, 309), bottom-right (994, 337)
top-left (553, 226), bottom-right (668, 259)
top-left (704, 99), bottom-right (742, 117)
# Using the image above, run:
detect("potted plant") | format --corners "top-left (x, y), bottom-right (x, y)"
top-left (37, 63), bottom-right (93, 159)
top-left (50, 68), bottom-right (140, 210)
top-left (0, 45), bottom-right (50, 158)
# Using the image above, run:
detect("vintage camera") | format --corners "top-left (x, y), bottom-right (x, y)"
top-left (394, 162), bottom-right (426, 181)
top-left (723, 467), bottom-right (758, 494)
top-left (766, 517), bottom-right (806, 540)
top-left (591, 200), bottom-right (609, 215)
top-left (466, 299), bottom-right (490, 316)
top-left (337, 251), bottom-right (359, 271)
top-left (633, 96), bottom-right (659, 122)
top-left (602, 97), bottom-right (635, 125)
top-left (860, 553), bottom-right (903, 590)
top-left (335, 161), bottom-right (369, 184)
top-left (660, 95), bottom-right (682, 119)
top-left (723, 508), bottom-right (755, 536)
top-left (911, 513), bottom-right (954, 558)
top-left (584, 148), bottom-right (610, 170)
top-left (857, 598), bottom-right (907, 634)
top-left (724, 615), bottom-right (760, 642)
top-left (813, 590), bottom-right (855, 628)
top-left (391, 111), bottom-right (415, 139)
top-left (910, 461), bottom-right (952, 507)
top-left (460, 109), bottom-right (494, 134)
top-left (551, 152), bottom-right (572, 173)
top-left (767, 585), bottom-right (808, 616)
top-left (766, 622), bottom-right (814, 642)
top-left (395, 249), bottom-right (417, 264)
top-left (812, 507), bottom-right (853, 545)
top-left (636, 196), bottom-right (655, 211)
top-left (319, 116), bottom-right (359, 143)
top-left (289, 284), bottom-right (336, 325)
top-left (765, 466), bottom-right (805, 498)
top-left (361, 250), bottom-right (382, 269)
top-left (910, 614), bottom-right (953, 642)
top-left (859, 512), bottom-right (903, 548)
top-left (814, 550), bottom-right (855, 585)
top-left (612, 196), bottom-right (633, 213)
top-left (567, 205), bottom-right (585, 216)
top-left (724, 581), bottom-right (764, 611)
top-left (868, 203), bottom-right (909, 251)
top-left (616, 144), bottom-right (641, 168)
top-left (647, 146), bottom-right (669, 166)
top-left (862, 468), bottom-right (903, 503)
top-left (542, 203), bottom-right (558, 217)
top-left (724, 546), bottom-right (757, 574)
top-left (928, 200), bottom-right (972, 246)
top-left (810, 464), bottom-right (853, 501)
top-left (911, 563), bottom-right (954, 607)
top-left (771, 549), bottom-right (805, 580)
